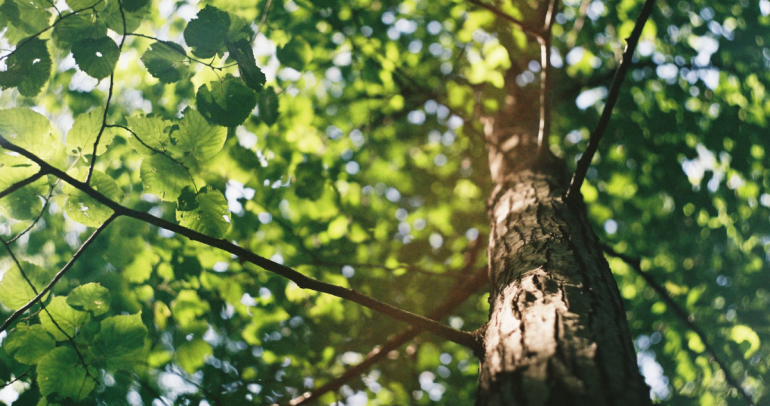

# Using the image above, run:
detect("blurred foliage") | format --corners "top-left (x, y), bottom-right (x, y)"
top-left (0, 0), bottom-right (766, 405)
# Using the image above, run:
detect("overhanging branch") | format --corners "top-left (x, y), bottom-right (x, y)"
top-left (0, 136), bottom-right (480, 351)
top-left (603, 245), bottom-right (756, 406)
top-left (565, 0), bottom-right (656, 203)
top-left (0, 171), bottom-right (46, 200)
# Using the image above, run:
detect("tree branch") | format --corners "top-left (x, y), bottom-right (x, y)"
top-left (565, 0), bottom-right (655, 203)
top-left (85, 0), bottom-right (127, 184)
top-left (0, 171), bottom-right (46, 200)
top-left (0, 215), bottom-right (117, 335)
top-left (283, 243), bottom-right (487, 406)
top-left (0, 237), bottom-right (99, 384)
top-left (537, 0), bottom-right (558, 151)
top-left (602, 245), bottom-right (756, 406)
top-left (0, 0), bottom-right (106, 62)
top-left (466, 0), bottom-right (541, 40)
top-left (0, 136), bottom-right (480, 351)
top-left (127, 33), bottom-right (238, 70)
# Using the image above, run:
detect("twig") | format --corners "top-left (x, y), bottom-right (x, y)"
top-left (0, 171), bottom-right (46, 200)
top-left (467, 0), bottom-right (541, 40)
top-left (107, 125), bottom-right (174, 159)
top-left (0, 136), bottom-right (480, 351)
top-left (283, 240), bottom-right (487, 406)
top-left (602, 245), bottom-right (756, 406)
top-left (0, 1), bottom-right (106, 61)
top-left (0, 215), bottom-right (117, 335)
top-left (0, 367), bottom-right (33, 390)
top-left (128, 33), bottom-right (238, 70)
top-left (85, 0), bottom-right (128, 184)
top-left (255, 0), bottom-right (275, 37)
top-left (565, 0), bottom-right (656, 203)
top-left (0, 237), bottom-right (99, 384)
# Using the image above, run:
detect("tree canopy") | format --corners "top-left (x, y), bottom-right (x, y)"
top-left (0, 0), bottom-right (767, 405)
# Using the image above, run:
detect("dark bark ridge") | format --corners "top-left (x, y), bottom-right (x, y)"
top-left (477, 143), bottom-right (651, 405)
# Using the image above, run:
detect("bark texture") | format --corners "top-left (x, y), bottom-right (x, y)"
top-left (475, 50), bottom-right (651, 405)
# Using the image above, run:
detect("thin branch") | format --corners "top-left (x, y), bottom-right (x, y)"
top-left (255, 0), bottom-right (275, 37)
top-left (85, 0), bottom-right (128, 184)
top-left (602, 245), bottom-right (756, 406)
top-left (467, 0), bottom-right (541, 40)
top-left (0, 1), bottom-right (105, 61)
top-left (127, 33), bottom-right (238, 70)
top-left (0, 171), bottom-right (46, 200)
top-left (107, 125), bottom-right (174, 160)
top-left (0, 136), bottom-right (480, 351)
top-left (536, 0), bottom-right (559, 151)
top-left (0, 367), bottom-right (33, 390)
top-left (0, 215), bottom-right (117, 335)
top-left (283, 241), bottom-right (487, 406)
top-left (565, 0), bottom-right (655, 203)
top-left (0, 237), bottom-right (98, 384)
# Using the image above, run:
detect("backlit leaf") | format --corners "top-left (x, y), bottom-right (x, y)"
top-left (177, 107), bottom-right (227, 160)
top-left (196, 75), bottom-right (256, 127)
top-left (66, 283), bottom-right (111, 316)
top-left (4, 324), bottom-right (55, 364)
top-left (39, 296), bottom-right (89, 341)
top-left (66, 107), bottom-right (114, 156)
top-left (176, 186), bottom-right (230, 238)
top-left (0, 261), bottom-right (53, 310)
top-left (140, 154), bottom-right (194, 202)
top-left (37, 347), bottom-right (97, 400)
top-left (141, 41), bottom-right (189, 84)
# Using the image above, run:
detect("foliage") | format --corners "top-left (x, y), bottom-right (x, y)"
top-left (0, 0), bottom-right (766, 405)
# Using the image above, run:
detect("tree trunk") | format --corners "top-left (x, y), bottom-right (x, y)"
top-left (475, 54), bottom-right (651, 405)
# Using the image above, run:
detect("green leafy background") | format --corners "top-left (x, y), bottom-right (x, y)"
top-left (0, 0), bottom-right (766, 405)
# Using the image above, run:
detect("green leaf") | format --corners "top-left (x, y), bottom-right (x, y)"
top-left (225, 39), bottom-right (265, 92)
top-left (71, 36), bottom-right (120, 80)
top-left (39, 296), bottom-right (89, 341)
top-left (121, 0), bottom-right (150, 12)
top-left (174, 338), bottom-right (212, 374)
top-left (51, 12), bottom-right (107, 51)
top-left (125, 115), bottom-right (173, 155)
top-left (257, 86), bottom-right (280, 126)
top-left (0, 107), bottom-right (55, 158)
top-left (140, 154), bottom-right (194, 202)
top-left (276, 37), bottom-right (313, 71)
top-left (92, 312), bottom-right (147, 370)
top-left (66, 283), bottom-right (111, 316)
top-left (177, 107), bottom-right (227, 160)
top-left (295, 158), bottom-right (326, 200)
top-left (4, 325), bottom-right (55, 364)
top-left (0, 0), bottom-right (50, 36)
top-left (63, 169), bottom-right (122, 227)
top-left (65, 0), bottom-right (104, 10)
top-left (183, 5), bottom-right (230, 59)
top-left (140, 40), bottom-right (189, 84)
top-left (0, 37), bottom-right (52, 97)
top-left (0, 261), bottom-right (53, 310)
top-left (65, 107), bottom-right (114, 156)
top-left (0, 153), bottom-right (48, 220)
top-left (102, 0), bottom-right (148, 34)
top-left (176, 185), bottom-right (198, 211)
top-left (196, 75), bottom-right (257, 127)
top-left (37, 347), bottom-right (97, 400)
top-left (176, 186), bottom-right (230, 238)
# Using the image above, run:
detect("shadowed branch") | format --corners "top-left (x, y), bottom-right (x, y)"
top-left (0, 136), bottom-right (481, 352)
top-left (603, 244), bottom-right (756, 406)
top-left (565, 0), bottom-right (656, 202)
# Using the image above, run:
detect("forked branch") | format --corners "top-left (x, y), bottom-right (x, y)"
top-left (565, 0), bottom-right (656, 202)
top-left (603, 245), bottom-right (756, 406)
top-left (0, 136), bottom-right (480, 352)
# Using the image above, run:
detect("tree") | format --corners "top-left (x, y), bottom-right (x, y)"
top-left (0, 0), bottom-right (766, 404)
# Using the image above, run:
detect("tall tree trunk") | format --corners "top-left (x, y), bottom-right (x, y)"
top-left (475, 51), bottom-right (651, 405)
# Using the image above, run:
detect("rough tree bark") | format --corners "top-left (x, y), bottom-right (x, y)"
top-left (474, 42), bottom-right (652, 405)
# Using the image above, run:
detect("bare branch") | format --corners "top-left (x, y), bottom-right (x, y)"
top-left (0, 367), bottom-right (33, 390)
top-left (537, 0), bottom-right (559, 151)
top-left (603, 245), bottom-right (756, 406)
top-left (0, 237), bottom-right (99, 384)
top-left (0, 136), bottom-right (480, 351)
top-left (127, 33), bottom-right (238, 70)
top-left (256, 0), bottom-right (275, 37)
top-left (565, 0), bottom-right (655, 203)
top-left (467, 0), bottom-right (541, 40)
top-left (284, 241), bottom-right (487, 406)
top-left (0, 171), bottom-right (46, 200)
top-left (0, 0), bottom-right (106, 62)
top-left (0, 215), bottom-right (117, 335)
top-left (86, 0), bottom-right (128, 184)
